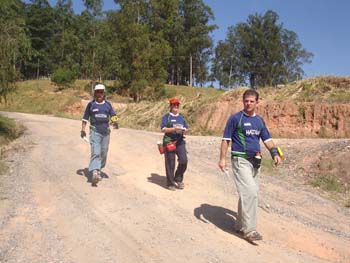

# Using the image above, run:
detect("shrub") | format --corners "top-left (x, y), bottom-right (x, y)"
top-left (51, 68), bottom-right (76, 90)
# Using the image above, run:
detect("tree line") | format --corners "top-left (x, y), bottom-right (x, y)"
top-left (1, 0), bottom-right (313, 102)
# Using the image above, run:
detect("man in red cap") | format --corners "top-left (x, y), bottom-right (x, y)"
top-left (160, 98), bottom-right (189, 190)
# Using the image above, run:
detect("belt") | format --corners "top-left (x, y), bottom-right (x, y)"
top-left (231, 152), bottom-right (248, 159)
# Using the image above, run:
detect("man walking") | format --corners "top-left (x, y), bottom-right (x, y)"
top-left (218, 89), bottom-right (281, 243)
top-left (81, 84), bottom-right (118, 187)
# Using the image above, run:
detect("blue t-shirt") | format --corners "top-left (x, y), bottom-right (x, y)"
top-left (222, 111), bottom-right (272, 157)
top-left (161, 112), bottom-right (188, 141)
top-left (82, 100), bottom-right (116, 135)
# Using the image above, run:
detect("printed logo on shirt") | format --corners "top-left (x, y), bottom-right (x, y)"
top-left (245, 129), bottom-right (260, 136)
top-left (243, 122), bottom-right (252, 126)
top-left (92, 109), bottom-right (99, 112)
top-left (171, 119), bottom-right (176, 122)
top-left (95, 114), bottom-right (107, 118)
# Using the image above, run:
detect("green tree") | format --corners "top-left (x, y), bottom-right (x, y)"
top-left (280, 29), bottom-right (313, 83)
top-left (51, 0), bottom-right (80, 73)
top-left (97, 11), bottom-right (122, 81)
top-left (179, 0), bottom-right (216, 86)
top-left (24, 0), bottom-right (55, 79)
top-left (82, 0), bottom-right (103, 89)
top-left (0, 0), bottom-right (31, 103)
top-left (114, 0), bottom-right (170, 101)
top-left (213, 10), bottom-right (313, 88)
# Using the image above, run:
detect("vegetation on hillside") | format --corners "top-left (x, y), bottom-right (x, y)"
top-left (224, 76), bottom-right (350, 103)
top-left (1, 0), bottom-right (312, 103)
top-left (1, 76), bottom-right (348, 133)
top-left (0, 80), bottom-right (82, 117)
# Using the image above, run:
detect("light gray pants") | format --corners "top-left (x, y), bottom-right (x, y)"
top-left (231, 157), bottom-right (260, 234)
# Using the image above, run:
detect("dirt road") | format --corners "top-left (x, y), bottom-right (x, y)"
top-left (0, 112), bottom-right (349, 263)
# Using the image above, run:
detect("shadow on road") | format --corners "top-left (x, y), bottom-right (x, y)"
top-left (148, 173), bottom-right (167, 189)
top-left (76, 168), bottom-right (109, 183)
top-left (194, 203), bottom-right (246, 241)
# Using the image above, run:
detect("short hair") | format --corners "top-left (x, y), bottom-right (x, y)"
top-left (243, 89), bottom-right (259, 101)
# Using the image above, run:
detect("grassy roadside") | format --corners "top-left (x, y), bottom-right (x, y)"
top-left (0, 115), bottom-right (26, 174)
top-left (0, 80), bottom-right (84, 119)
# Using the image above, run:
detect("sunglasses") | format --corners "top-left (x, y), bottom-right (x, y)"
top-left (171, 103), bottom-right (180, 107)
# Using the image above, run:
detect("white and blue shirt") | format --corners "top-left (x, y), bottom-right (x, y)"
top-left (222, 111), bottom-right (272, 157)
top-left (82, 100), bottom-right (116, 135)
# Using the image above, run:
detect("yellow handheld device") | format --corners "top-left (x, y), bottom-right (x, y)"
top-left (277, 147), bottom-right (284, 159)
top-left (110, 116), bottom-right (119, 123)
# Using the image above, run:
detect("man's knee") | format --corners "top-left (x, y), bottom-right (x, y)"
top-left (245, 187), bottom-right (258, 199)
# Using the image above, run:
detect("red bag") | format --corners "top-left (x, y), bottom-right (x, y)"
top-left (166, 141), bottom-right (176, 152)
top-left (157, 142), bottom-right (164, 154)
top-left (158, 145), bottom-right (164, 154)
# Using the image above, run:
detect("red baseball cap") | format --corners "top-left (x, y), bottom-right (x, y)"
top-left (169, 98), bottom-right (180, 105)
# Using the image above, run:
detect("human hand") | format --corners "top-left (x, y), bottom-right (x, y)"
top-left (274, 155), bottom-right (282, 166)
top-left (80, 130), bottom-right (86, 138)
top-left (218, 160), bottom-right (226, 172)
top-left (174, 126), bottom-right (184, 131)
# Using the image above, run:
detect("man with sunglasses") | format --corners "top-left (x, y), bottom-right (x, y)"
top-left (161, 98), bottom-right (189, 191)
top-left (81, 84), bottom-right (118, 186)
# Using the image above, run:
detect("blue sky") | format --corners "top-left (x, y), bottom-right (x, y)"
top-left (44, 0), bottom-right (350, 78)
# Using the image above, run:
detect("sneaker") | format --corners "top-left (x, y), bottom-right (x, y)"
top-left (92, 170), bottom-right (99, 186)
top-left (97, 170), bottom-right (102, 181)
top-left (176, 182), bottom-right (184, 189)
top-left (244, 231), bottom-right (263, 242)
top-left (167, 185), bottom-right (176, 191)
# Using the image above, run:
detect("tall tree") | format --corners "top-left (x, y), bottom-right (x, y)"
top-left (212, 10), bottom-right (313, 88)
top-left (114, 0), bottom-right (170, 101)
top-left (280, 29), bottom-right (313, 83)
top-left (82, 0), bottom-right (103, 87)
top-left (51, 0), bottom-right (80, 72)
top-left (24, 0), bottom-right (55, 79)
top-left (179, 0), bottom-right (216, 86)
top-left (0, 0), bottom-right (30, 102)
top-left (97, 10), bottom-right (122, 81)
top-left (147, 0), bottom-right (179, 85)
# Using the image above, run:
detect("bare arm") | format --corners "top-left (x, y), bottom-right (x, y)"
top-left (218, 140), bottom-right (230, 171)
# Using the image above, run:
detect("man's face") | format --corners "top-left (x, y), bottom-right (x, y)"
top-left (95, 90), bottom-right (104, 101)
top-left (243, 95), bottom-right (258, 113)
